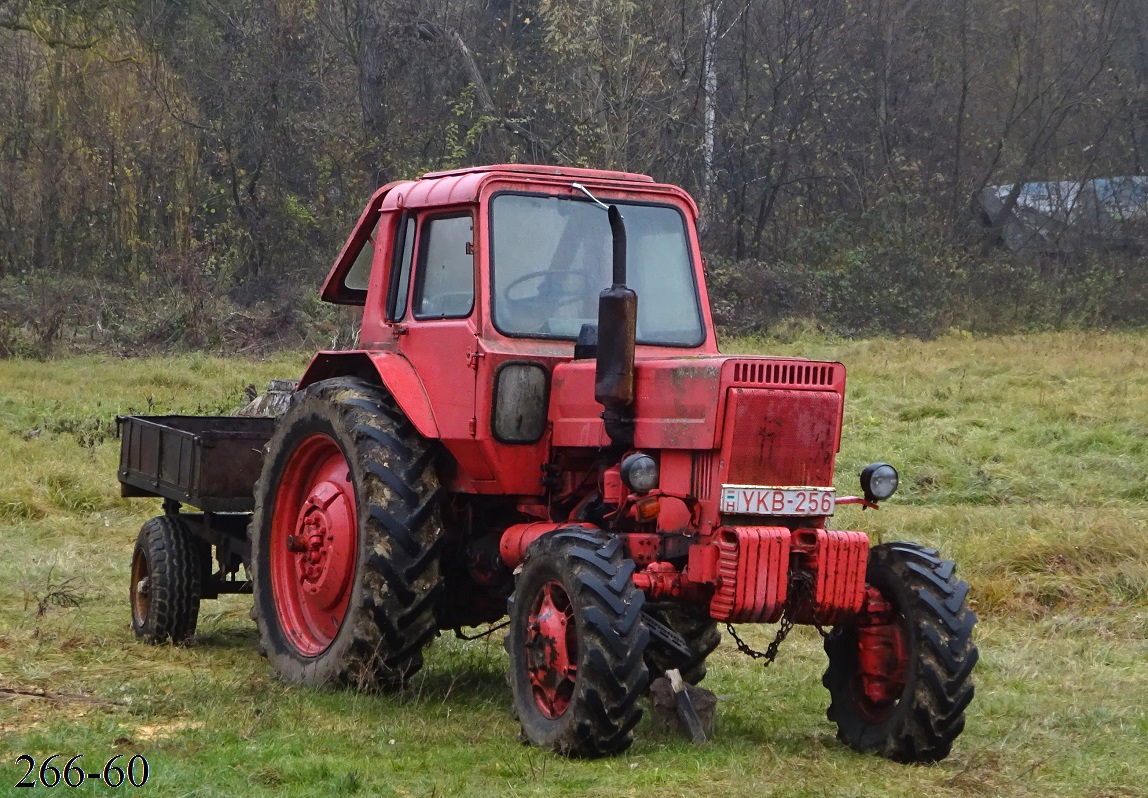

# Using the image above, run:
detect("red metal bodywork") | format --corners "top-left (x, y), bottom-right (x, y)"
top-left (500, 522), bottom-right (599, 568)
top-left (805, 529), bottom-right (870, 624)
top-left (503, 523), bottom-right (869, 626)
top-left (710, 527), bottom-right (791, 622)
top-left (312, 164), bottom-right (875, 633)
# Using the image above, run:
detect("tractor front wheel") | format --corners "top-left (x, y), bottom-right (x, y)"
top-left (506, 529), bottom-right (650, 757)
top-left (823, 542), bottom-right (978, 762)
top-left (250, 377), bottom-right (444, 688)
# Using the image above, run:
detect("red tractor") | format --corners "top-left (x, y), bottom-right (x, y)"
top-left (118, 164), bottom-right (976, 761)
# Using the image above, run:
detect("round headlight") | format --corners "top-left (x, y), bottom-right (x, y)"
top-left (620, 453), bottom-right (659, 494)
top-left (860, 462), bottom-right (899, 502)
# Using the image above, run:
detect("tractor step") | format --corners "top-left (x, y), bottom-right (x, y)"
top-left (642, 610), bottom-right (695, 663)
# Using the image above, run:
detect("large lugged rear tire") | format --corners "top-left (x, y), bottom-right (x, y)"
top-left (823, 542), bottom-right (978, 762)
top-left (506, 529), bottom-right (650, 757)
top-left (643, 606), bottom-right (721, 685)
top-left (130, 515), bottom-right (204, 644)
top-left (251, 377), bottom-right (444, 688)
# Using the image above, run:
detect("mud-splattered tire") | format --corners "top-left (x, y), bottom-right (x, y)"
top-left (823, 542), bottom-right (978, 762)
top-left (506, 528), bottom-right (649, 757)
top-left (130, 515), bottom-right (203, 644)
top-left (643, 606), bottom-right (721, 685)
top-left (251, 377), bottom-right (443, 688)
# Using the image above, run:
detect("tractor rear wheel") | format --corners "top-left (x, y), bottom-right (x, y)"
top-left (506, 529), bottom-right (650, 757)
top-left (823, 542), bottom-right (978, 762)
top-left (643, 606), bottom-right (721, 685)
top-left (130, 515), bottom-right (204, 644)
top-left (251, 377), bottom-right (444, 688)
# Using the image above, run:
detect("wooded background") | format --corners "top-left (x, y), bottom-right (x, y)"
top-left (2, 0), bottom-right (1146, 355)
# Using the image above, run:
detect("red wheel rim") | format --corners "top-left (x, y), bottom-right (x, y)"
top-left (130, 546), bottom-right (150, 627)
top-left (270, 433), bottom-right (358, 657)
top-left (524, 580), bottom-right (578, 719)
top-left (853, 586), bottom-right (909, 723)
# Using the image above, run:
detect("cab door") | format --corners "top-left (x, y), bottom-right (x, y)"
top-left (393, 211), bottom-right (493, 485)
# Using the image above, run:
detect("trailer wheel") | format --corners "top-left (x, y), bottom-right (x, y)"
top-left (506, 529), bottom-right (649, 757)
top-left (251, 377), bottom-right (443, 688)
top-left (643, 606), bottom-right (721, 685)
top-left (823, 542), bottom-right (978, 762)
top-left (130, 515), bottom-right (203, 644)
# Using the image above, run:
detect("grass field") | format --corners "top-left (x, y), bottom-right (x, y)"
top-left (1, 333), bottom-right (1146, 797)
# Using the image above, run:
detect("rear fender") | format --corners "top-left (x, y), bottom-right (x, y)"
top-left (297, 350), bottom-right (440, 439)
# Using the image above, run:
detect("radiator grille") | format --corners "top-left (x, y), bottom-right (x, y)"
top-left (731, 360), bottom-right (837, 388)
top-left (724, 388), bottom-right (841, 486)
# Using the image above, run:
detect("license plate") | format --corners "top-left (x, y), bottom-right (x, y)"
top-left (720, 485), bottom-right (836, 516)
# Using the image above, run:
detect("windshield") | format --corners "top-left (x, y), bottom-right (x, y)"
top-left (489, 193), bottom-right (705, 346)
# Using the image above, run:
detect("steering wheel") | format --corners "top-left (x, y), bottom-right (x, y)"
top-left (503, 269), bottom-right (589, 309)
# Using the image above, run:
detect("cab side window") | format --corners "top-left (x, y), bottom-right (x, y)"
top-left (387, 215), bottom-right (416, 321)
top-left (343, 219), bottom-right (378, 292)
top-left (414, 214), bottom-right (474, 319)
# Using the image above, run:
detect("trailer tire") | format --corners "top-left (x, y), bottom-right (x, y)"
top-left (251, 377), bottom-right (444, 689)
top-left (823, 542), bottom-right (978, 762)
top-left (507, 529), bottom-right (649, 757)
top-left (643, 606), bottom-right (721, 685)
top-left (130, 515), bottom-right (203, 644)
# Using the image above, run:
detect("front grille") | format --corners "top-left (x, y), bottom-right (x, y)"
top-left (731, 360), bottom-right (839, 388)
top-left (723, 388), bottom-right (841, 486)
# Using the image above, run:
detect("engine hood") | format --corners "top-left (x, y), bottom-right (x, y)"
top-left (549, 355), bottom-right (845, 450)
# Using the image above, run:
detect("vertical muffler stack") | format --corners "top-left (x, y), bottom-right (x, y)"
top-left (595, 205), bottom-right (637, 449)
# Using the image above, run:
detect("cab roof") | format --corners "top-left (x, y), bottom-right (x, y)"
top-left (322, 164), bottom-right (697, 304)
top-left (378, 164), bottom-right (685, 214)
top-left (421, 164), bottom-right (655, 182)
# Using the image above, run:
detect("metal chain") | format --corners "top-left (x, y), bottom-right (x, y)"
top-left (725, 616), bottom-right (794, 665)
top-left (725, 572), bottom-right (829, 665)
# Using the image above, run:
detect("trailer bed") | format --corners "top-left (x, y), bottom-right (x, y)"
top-left (116, 415), bottom-right (277, 512)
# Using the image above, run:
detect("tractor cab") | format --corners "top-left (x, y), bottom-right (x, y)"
top-left (308, 165), bottom-right (721, 494)
top-left (318, 164), bottom-right (713, 352)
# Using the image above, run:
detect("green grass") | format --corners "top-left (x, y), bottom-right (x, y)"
top-left (1, 334), bottom-right (1146, 797)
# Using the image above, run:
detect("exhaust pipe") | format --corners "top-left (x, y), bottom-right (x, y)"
top-left (594, 204), bottom-right (637, 449)
top-left (572, 183), bottom-right (637, 450)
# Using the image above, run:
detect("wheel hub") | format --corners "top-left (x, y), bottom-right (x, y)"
top-left (856, 585), bottom-right (908, 712)
top-left (524, 581), bottom-right (577, 718)
top-left (269, 433), bottom-right (358, 657)
top-left (291, 481), bottom-right (354, 608)
top-left (130, 547), bottom-right (151, 626)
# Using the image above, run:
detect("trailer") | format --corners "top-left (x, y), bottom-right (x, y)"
top-left (117, 414), bottom-right (276, 642)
